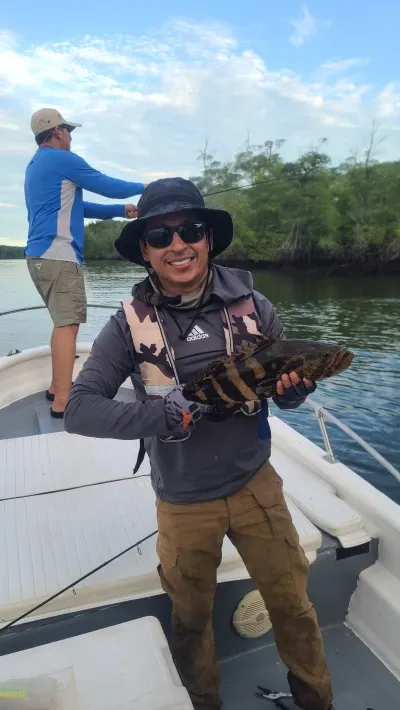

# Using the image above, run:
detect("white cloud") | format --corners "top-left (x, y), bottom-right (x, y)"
top-left (0, 18), bottom-right (399, 244)
top-left (376, 83), bottom-right (400, 118)
top-left (0, 203), bottom-right (17, 208)
top-left (0, 109), bottom-right (19, 131)
top-left (290, 5), bottom-right (318, 46)
top-left (95, 160), bottom-right (177, 179)
top-left (321, 58), bottom-right (369, 74)
top-left (289, 5), bottom-right (331, 47)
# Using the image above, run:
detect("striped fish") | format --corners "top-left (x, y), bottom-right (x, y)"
top-left (182, 336), bottom-right (354, 406)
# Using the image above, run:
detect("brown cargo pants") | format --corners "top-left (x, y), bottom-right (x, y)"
top-left (156, 461), bottom-right (333, 710)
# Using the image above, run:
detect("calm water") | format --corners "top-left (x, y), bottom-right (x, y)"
top-left (1, 259), bottom-right (399, 502)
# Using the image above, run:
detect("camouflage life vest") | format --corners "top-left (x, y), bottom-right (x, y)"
top-left (122, 294), bottom-right (263, 403)
top-left (123, 293), bottom-right (267, 473)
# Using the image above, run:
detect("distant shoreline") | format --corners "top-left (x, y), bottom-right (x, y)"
top-left (1, 250), bottom-right (399, 276)
top-left (216, 257), bottom-right (400, 277)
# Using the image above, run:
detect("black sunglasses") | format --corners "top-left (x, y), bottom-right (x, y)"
top-left (144, 222), bottom-right (207, 249)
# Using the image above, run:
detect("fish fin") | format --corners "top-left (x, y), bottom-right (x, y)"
top-left (229, 336), bottom-right (275, 363)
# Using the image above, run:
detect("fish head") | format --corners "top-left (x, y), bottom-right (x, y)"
top-left (268, 339), bottom-right (354, 382)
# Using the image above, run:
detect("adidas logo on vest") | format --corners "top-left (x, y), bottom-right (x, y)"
top-left (186, 325), bottom-right (209, 342)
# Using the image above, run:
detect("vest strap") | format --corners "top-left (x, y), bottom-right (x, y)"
top-left (133, 439), bottom-right (146, 475)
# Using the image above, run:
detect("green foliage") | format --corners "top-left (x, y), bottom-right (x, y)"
top-left (84, 219), bottom-right (128, 260)
top-left (81, 131), bottom-right (400, 265)
top-left (189, 133), bottom-right (400, 264)
top-left (0, 245), bottom-right (24, 259)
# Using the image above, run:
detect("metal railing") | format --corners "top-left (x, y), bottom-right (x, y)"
top-left (1, 303), bottom-right (399, 483)
top-left (304, 398), bottom-right (400, 483)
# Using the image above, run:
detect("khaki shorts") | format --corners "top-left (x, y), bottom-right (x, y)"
top-left (27, 258), bottom-right (87, 327)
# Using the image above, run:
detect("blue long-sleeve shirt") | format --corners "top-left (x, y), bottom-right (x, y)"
top-left (24, 147), bottom-right (145, 265)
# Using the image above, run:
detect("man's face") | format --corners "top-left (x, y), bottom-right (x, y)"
top-left (140, 211), bottom-right (211, 294)
top-left (55, 125), bottom-right (72, 151)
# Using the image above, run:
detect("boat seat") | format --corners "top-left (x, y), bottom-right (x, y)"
top-left (0, 616), bottom-right (194, 709)
top-left (271, 447), bottom-right (371, 548)
top-left (0, 433), bottom-right (323, 625)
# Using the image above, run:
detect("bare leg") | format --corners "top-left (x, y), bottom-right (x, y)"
top-left (51, 324), bottom-right (79, 413)
top-left (48, 329), bottom-right (56, 396)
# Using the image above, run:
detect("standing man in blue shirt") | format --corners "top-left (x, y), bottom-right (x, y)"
top-left (25, 107), bottom-right (147, 418)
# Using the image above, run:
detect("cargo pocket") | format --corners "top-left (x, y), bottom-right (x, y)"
top-left (56, 264), bottom-right (86, 323)
top-left (285, 526), bottom-right (310, 608)
top-left (156, 539), bottom-right (178, 572)
top-left (56, 262), bottom-right (79, 292)
top-left (157, 542), bottom-right (189, 595)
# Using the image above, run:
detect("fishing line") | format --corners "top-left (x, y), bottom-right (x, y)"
top-left (203, 168), bottom-right (317, 198)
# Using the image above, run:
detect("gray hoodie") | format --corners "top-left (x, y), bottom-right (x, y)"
top-left (64, 265), bottom-right (307, 503)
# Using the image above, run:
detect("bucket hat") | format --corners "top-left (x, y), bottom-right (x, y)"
top-left (114, 177), bottom-right (233, 265)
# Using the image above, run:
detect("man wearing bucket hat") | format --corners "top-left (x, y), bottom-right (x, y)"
top-left (25, 107), bottom-right (147, 418)
top-left (64, 178), bottom-right (334, 710)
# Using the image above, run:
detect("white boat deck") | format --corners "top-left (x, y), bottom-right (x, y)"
top-left (0, 433), bottom-right (147, 499)
top-left (0, 424), bottom-right (371, 627)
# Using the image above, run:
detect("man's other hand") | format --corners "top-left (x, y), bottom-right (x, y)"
top-left (276, 371), bottom-right (315, 396)
top-left (125, 204), bottom-right (138, 219)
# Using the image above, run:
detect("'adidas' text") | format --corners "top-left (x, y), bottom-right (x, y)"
top-left (187, 325), bottom-right (209, 342)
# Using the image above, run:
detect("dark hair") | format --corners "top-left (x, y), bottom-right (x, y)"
top-left (35, 127), bottom-right (55, 146)
top-left (35, 123), bottom-right (71, 146)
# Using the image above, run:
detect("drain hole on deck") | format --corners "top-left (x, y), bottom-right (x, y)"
top-left (232, 590), bottom-right (272, 639)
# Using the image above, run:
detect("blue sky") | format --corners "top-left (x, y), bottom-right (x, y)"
top-left (1, 0), bottom-right (400, 244)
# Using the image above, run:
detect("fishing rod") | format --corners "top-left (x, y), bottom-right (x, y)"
top-left (0, 524), bottom-right (158, 635)
top-left (0, 472), bottom-right (152, 502)
top-left (0, 303), bottom-right (119, 319)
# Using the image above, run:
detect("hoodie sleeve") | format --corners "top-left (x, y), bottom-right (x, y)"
top-left (83, 202), bottom-right (126, 219)
top-left (64, 309), bottom-right (170, 440)
top-left (63, 152), bottom-right (145, 198)
top-left (252, 290), bottom-right (312, 410)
